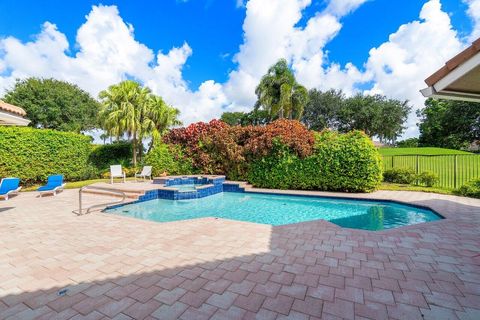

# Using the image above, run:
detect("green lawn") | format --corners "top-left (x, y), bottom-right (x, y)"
top-left (21, 178), bottom-right (109, 191)
top-left (379, 183), bottom-right (454, 195)
top-left (379, 147), bottom-right (479, 189)
top-left (378, 147), bottom-right (472, 156)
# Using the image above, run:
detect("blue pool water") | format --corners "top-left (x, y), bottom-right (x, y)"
top-left (172, 184), bottom-right (197, 191)
top-left (106, 192), bottom-right (442, 231)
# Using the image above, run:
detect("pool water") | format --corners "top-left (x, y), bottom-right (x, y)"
top-left (172, 184), bottom-right (198, 191)
top-left (106, 192), bottom-right (442, 231)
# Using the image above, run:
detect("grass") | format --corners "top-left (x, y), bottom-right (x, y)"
top-left (379, 147), bottom-right (479, 189)
top-left (379, 183), bottom-right (454, 195)
top-left (21, 178), bottom-right (109, 191)
top-left (21, 177), bottom-right (139, 192)
top-left (22, 177), bottom-right (456, 196)
top-left (378, 147), bottom-right (472, 156)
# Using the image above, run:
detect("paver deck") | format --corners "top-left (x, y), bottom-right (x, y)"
top-left (0, 187), bottom-right (479, 319)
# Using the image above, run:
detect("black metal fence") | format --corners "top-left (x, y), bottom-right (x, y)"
top-left (382, 154), bottom-right (480, 189)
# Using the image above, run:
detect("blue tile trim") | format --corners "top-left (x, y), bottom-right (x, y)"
top-left (104, 177), bottom-right (243, 211)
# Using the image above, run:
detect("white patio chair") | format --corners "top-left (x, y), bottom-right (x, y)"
top-left (110, 165), bottom-right (126, 184)
top-left (135, 166), bottom-right (152, 182)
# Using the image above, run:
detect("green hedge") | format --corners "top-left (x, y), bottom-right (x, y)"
top-left (144, 144), bottom-right (193, 176)
top-left (0, 126), bottom-right (96, 184)
top-left (89, 141), bottom-right (132, 170)
top-left (247, 131), bottom-right (383, 192)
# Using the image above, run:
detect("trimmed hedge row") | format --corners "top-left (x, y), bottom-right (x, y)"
top-left (0, 126), bottom-right (95, 184)
top-left (144, 143), bottom-right (194, 176)
top-left (248, 131), bottom-right (383, 192)
top-left (89, 141), bottom-right (132, 170)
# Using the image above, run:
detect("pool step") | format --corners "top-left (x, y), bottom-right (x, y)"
top-left (82, 188), bottom-right (144, 200)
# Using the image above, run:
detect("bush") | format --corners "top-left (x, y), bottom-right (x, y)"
top-left (144, 144), bottom-right (193, 176)
top-left (248, 130), bottom-right (383, 192)
top-left (243, 119), bottom-right (315, 159)
top-left (163, 119), bottom-right (228, 170)
top-left (417, 171), bottom-right (439, 187)
top-left (383, 168), bottom-right (416, 184)
top-left (0, 126), bottom-right (95, 185)
top-left (396, 138), bottom-right (419, 148)
top-left (455, 178), bottom-right (480, 198)
top-left (89, 141), bottom-right (132, 170)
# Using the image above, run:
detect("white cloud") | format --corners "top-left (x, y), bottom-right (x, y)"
top-left (465, 0), bottom-right (480, 41)
top-left (0, 0), bottom-right (479, 138)
top-left (222, 0), bottom-right (369, 111)
top-left (362, 0), bottom-right (464, 137)
top-left (0, 5), bottom-right (227, 124)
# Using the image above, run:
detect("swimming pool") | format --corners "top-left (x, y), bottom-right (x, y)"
top-left (105, 192), bottom-right (442, 231)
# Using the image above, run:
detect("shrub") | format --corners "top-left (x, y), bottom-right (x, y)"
top-left (163, 119), bottom-right (228, 170)
top-left (243, 119), bottom-right (315, 159)
top-left (248, 130), bottom-right (383, 192)
top-left (455, 178), bottom-right (480, 198)
top-left (0, 126), bottom-right (95, 185)
top-left (383, 167), bottom-right (416, 184)
top-left (417, 171), bottom-right (439, 187)
top-left (144, 143), bottom-right (193, 176)
top-left (201, 126), bottom-right (248, 179)
top-left (89, 141), bottom-right (132, 170)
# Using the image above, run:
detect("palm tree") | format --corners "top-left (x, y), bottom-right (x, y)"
top-left (143, 96), bottom-right (182, 152)
top-left (255, 59), bottom-right (308, 120)
top-left (99, 80), bottom-right (150, 167)
top-left (99, 132), bottom-right (109, 144)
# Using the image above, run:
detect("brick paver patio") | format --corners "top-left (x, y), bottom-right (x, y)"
top-left (0, 188), bottom-right (479, 319)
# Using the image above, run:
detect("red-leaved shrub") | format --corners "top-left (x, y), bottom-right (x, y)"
top-left (163, 119), bottom-right (315, 179)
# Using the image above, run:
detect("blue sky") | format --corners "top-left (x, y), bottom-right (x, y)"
top-left (0, 0), bottom-right (477, 137)
top-left (0, 0), bottom-right (473, 89)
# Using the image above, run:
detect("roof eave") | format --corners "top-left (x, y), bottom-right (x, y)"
top-left (0, 111), bottom-right (31, 126)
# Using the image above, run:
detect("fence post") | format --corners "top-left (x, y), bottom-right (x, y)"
top-left (454, 155), bottom-right (458, 189)
top-left (391, 156), bottom-right (394, 169)
top-left (415, 155), bottom-right (419, 174)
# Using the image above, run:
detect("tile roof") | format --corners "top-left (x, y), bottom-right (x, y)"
top-left (425, 37), bottom-right (480, 86)
top-left (0, 100), bottom-right (27, 116)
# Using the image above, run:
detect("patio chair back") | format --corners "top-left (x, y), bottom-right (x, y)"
top-left (46, 175), bottom-right (64, 187)
top-left (0, 178), bottom-right (20, 193)
top-left (110, 165), bottom-right (123, 177)
top-left (141, 166), bottom-right (152, 176)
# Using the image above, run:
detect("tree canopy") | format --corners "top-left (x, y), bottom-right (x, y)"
top-left (301, 89), bottom-right (410, 143)
top-left (2, 77), bottom-right (101, 132)
top-left (302, 89), bottom-right (344, 131)
top-left (99, 80), bottom-right (180, 166)
top-left (418, 98), bottom-right (480, 150)
top-left (255, 59), bottom-right (308, 120)
top-left (220, 109), bottom-right (270, 126)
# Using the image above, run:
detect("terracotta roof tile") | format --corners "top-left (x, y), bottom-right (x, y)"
top-left (425, 37), bottom-right (480, 86)
top-left (0, 100), bottom-right (27, 116)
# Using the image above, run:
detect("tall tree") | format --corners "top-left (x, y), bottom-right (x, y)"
top-left (418, 98), bottom-right (480, 149)
top-left (220, 112), bottom-right (246, 126)
top-left (2, 77), bottom-right (100, 132)
top-left (99, 81), bottom-right (181, 166)
top-left (255, 59), bottom-right (308, 120)
top-left (302, 89), bottom-right (345, 131)
top-left (337, 94), bottom-right (410, 143)
top-left (143, 95), bottom-right (181, 151)
top-left (99, 80), bottom-right (150, 167)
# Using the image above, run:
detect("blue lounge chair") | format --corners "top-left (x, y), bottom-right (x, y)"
top-left (37, 175), bottom-right (66, 196)
top-left (0, 178), bottom-right (21, 200)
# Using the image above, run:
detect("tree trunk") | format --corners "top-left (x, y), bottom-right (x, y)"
top-left (132, 132), bottom-right (137, 167)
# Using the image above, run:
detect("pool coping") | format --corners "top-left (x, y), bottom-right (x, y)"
top-left (102, 180), bottom-right (451, 233)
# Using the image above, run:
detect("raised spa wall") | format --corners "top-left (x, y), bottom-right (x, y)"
top-left (147, 175), bottom-right (248, 200)
top-left (106, 176), bottom-right (247, 210)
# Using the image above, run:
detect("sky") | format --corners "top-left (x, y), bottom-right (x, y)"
top-left (0, 0), bottom-right (479, 138)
